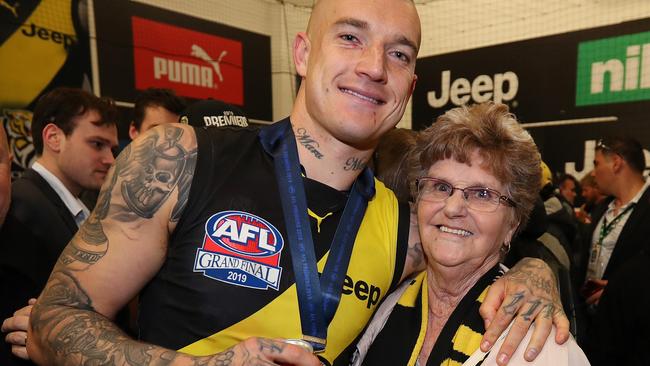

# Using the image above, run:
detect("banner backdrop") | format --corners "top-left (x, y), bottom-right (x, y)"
top-left (0, 0), bottom-right (91, 177)
top-left (412, 18), bottom-right (650, 179)
top-left (93, 1), bottom-right (272, 121)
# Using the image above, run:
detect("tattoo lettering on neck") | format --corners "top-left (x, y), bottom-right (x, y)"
top-left (344, 157), bottom-right (366, 171)
top-left (295, 128), bottom-right (324, 159)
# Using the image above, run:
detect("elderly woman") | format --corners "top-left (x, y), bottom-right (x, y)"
top-left (352, 103), bottom-right (588, 366)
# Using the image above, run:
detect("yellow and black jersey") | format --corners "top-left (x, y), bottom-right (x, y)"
top-left (362, 265), bottom-right (502, 366)
top-left (137, 119), bottom-right (409, 365)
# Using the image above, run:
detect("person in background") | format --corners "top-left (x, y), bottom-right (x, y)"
top-left (0, 87), bottom-right (118, 366)
top-left (26, 1), bottom-right (566, 365)
top-left (579, 136), bottom-right (650, 307)
top-left (128, 88), bottom-right (186, 140)
top-left (556, 173), bottom-right (579, 216)
top-left (583, 248), bottom-right (650, 365)
top-left (576, 173), bottom-right (605, 224)
top-left (353, 103), bottom-right (587, 366)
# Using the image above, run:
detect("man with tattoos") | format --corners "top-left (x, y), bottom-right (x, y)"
top-left (0, 88), bottom-right (118, 366)
top-left (27, 1), bottom-right (568, 366)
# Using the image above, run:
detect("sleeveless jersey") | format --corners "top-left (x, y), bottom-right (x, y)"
top-left (137, 120), bottom-right (409, 365)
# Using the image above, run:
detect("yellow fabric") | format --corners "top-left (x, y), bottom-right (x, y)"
top-left (405, 275), bottom-right (492, 366)
top-left (540, 161), bottom-right (552, 189)
top-left (450, 325), bottom-right (483, 358)
top-left (179, 179), bottom-right (400, 363)
top-left (407, 272), bottom-right (429, 366)
top-left (398, 271), bottom-right (426, 308)
top-left (0, 0), bottom-right (75, 107)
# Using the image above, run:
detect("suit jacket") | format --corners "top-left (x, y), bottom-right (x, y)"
top-left (580, 185), bottom-right (650, 281)
top-left (0, 168), bottom-right (78, 326)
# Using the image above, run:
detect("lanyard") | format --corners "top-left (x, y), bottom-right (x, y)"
top-left (597, 203), bottom-right (635, 246)
top-left (259, 119), bottom-right (375, 353)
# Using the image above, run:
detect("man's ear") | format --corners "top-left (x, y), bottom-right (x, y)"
top-left (293, 32), bottom-right (310, 78)
top-left (128, 122), bottom-right (139, 141)
top-left (611, 154), bottom-right (623, 173)
top-left (42, 123), bottom-right (62, 153)
top-left (410, 74), bottom-right (418, 95)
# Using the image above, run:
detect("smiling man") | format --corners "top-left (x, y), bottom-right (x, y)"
top-left (27, 2), bottom-right (566, 366)
top-left (0, 87), bottom-right (117, 366)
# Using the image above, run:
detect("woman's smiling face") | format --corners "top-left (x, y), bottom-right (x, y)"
top-left (417, 151), bottom-right (517, 271)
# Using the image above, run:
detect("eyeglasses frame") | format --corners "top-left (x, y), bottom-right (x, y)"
top-left (415, 177), bottom-right (517, 211)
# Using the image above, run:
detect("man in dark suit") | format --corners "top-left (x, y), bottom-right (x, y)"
top-left (579, 136), bottom-right (650, 306)
top-left (0, 88), bottom-right (118, 365)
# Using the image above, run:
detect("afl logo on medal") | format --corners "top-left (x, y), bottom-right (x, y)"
top-left (194, 211), bottom-right (284, 290)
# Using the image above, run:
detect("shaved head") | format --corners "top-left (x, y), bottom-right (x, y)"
top-left (307, 0), bottom-right (421, 51)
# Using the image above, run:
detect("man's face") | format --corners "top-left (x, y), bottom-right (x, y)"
top-left (559, 179), bottom-right (576, 205)
top-left (592, 150), bottom-right (615, 196)
top-left (298, 0), bottom-right (420, 147)
top-left (129, 105), bottom-right (179, 140)
top-left (58, 109), bottom-right (118, 192)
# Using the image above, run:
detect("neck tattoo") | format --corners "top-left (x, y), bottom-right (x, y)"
top-left (344, 157), bottom-right (366, 171)
top-left (295, 128), bottom-right (324, 159)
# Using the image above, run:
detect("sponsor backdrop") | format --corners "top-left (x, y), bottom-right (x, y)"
top-left (413, 18), bottom-right (650, 180)
top-left (93, 1), bottom-right (272, 122)
top-left (0, 0), bottom-right (273, 178)
top-left (0, 0), bottom-right (91, 177)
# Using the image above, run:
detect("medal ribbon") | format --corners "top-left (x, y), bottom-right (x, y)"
top-left (259, 119), bottom-right (375, 352)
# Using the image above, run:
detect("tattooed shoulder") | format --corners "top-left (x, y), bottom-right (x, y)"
top-left (119, 125), bottom-right (197, 220)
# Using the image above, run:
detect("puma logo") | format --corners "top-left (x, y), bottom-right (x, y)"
top-left (191, 44), bottom-right (228, 83)
top-left (1, 0), bottom-right (19, 18)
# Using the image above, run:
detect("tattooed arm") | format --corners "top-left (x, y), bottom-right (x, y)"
top-left (479, 258), bottom-right (569, 366)
top-left (28, 125), bottom-right (320, 366)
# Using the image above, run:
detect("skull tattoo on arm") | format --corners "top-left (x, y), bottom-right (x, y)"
top-left (121, 127), bottom-right (197, 220)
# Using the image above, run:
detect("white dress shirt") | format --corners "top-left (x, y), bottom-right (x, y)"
top-left (31, 161), bottom-right (90, 227)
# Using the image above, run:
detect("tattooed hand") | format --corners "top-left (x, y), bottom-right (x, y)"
top-left (199, 338), bottom-right (321, 366)
top-left (479, 258), bottom-right (569, 366)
